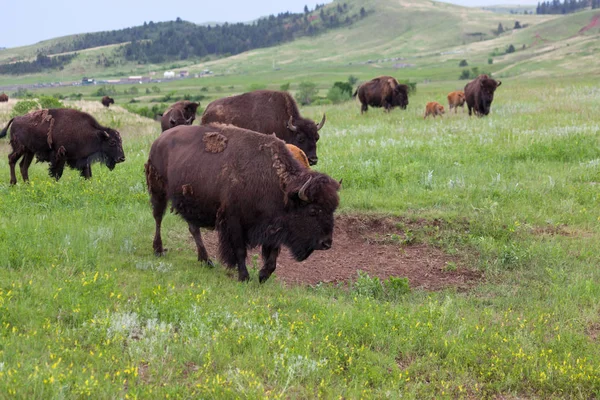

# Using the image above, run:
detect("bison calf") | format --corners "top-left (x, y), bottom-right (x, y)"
top-left (424, 102), bottom-right (445, 119)
top-left (0, 108), bottom-right (125, 184)
top-left (145, 124), bottom-right (340, 283)
top-left (447, 91), bottom-right (465, 113)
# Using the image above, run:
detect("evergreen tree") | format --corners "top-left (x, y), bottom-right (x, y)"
top-left (304, 5), bottom-right (309, 13)
top-left (497, 23), bottom-right (505, 34)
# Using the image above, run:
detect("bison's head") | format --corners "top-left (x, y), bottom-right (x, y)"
top-left (438, 104), bottom-right (445, 115)
top-left (99, 128), bottom-right (125, 169)
top-left (393, 84), bottom-right (409, 109)
top-left (169, 102), bottom-right (199, 129)
top-left (285, 114), bottom-right (325, 166)
top-left (283, 173), bottom-right (340, 261)
top-left (108, 97), bottom-right (115, 105)
top-left (479, 78), bottom-right (501, 115)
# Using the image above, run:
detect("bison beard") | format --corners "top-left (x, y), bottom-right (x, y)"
top-left (145, 124), bottom-right (340, 283)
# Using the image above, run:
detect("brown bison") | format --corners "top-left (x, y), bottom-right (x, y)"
top-left (286, 144), bottom-right (310, 169)
top-left (201, 90), bottom-right (325, 166)
top-left (101, 96), bottom-right (114, 108)
top-left (160, 101), bottom-right (200, 132)
top-left (464, 75), bottom-right (502, 116)
top-left (145, 124), bottom-right (340, 282)
top-left (0, 108), bottom-right (125, 184)
top-left (352, 76), bottom-right (409, 114)
top-left (0, 93), bottom-right (8, 102)
top-left (424, 102), bottom-right (445, 119)
top-left (447, 91), bottom-right (465, 113)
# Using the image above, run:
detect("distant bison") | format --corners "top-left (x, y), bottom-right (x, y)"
top-left (424, 102), bottom-right (445, 119)
top-left (352, 76), bottom-right (409, 114)
top-left (0, 93), bottom-right (8, 102)
top-left (447, 90), bottom-right (465, 113)
top-left (101, 96), bottom-right (114, 108)
top-left (201, 90), bottom-right (325, 165)
top-left (0, 108), bottom-right (125, 184)
top-left (160, 101), bottom-right (200, 132)
top-left (286, 144), bottom-right (310, 169)
top-left (464, 75), bottom-right (502, 116)
top-left (145, 124), bottom-right (340, 282)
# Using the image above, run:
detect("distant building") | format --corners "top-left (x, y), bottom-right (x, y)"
top-left (179, 70), bottom-right (189, 77)
top-left (164, 71), bottom-right (175, 79)
top-left (82, 77), bottom-right (96, 85)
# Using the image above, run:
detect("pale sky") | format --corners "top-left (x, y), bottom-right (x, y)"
top-left (2, 0), bottom-right (538, 49)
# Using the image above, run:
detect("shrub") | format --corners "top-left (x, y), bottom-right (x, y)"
top-left (351, 271), bottom-right (410, 301)
top-left (398, 80), bottom-right (417, 94)
top-left (248, 83), bottom-right (267, 91)
top-left (459, 59), bottom-right (469, 67)
top-left (10, 100), bottom-right (39, 117)
top-left (295, 82), bottom-right (319, 105)
top-left (92, 85), bottom-right (117, 97)
top-left (38, 96), bottom-right (64, 109)
top-left (347, 75), bottom-right (359, 85)
top-left (326, 86), bottom-right (351, 104)
top-left (459, 69), bottom-right (471, 80)
top-left (124, 87), bottom-right (139, 95)
top-left (279, 82), bottom-right (290, 91)
top-left (488, 58), bottom-right (493, 65)
top-left (151, 86), bottom-right (161, 93)
top-left (11, 88), bottom-right (33, 98)
top-left (506, 44), bottom-right (516, 54)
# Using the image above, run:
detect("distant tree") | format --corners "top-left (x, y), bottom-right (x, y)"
top-left (459, 70), bottom-right (471, 80)
top-left (332, 81), bottom-right (353, 96)
top-left (471, 67), bottom-right (479, 77)
top-left (280, 82), bottom-right (291, 91)
top-left (488, 57), bottom-right (493, 64)
top-left (514, 21), bottom-right (522, 29)
top-left (304, 5), bottom-right (309, 13)
top-left (296, 82), bottom-right (319, 105)
top-left (348, 75), bottom-right (359, 85)
top-left (176, 17), bottom-right (182, 23)
top-left (360, 7), bottom-right (367, 17)
top-left (506, 44), bottom-right (516, 53)
top-left (337, 4), bottom-right (343, 12)
top-left (459, 59), bottom-right (468, 67)
top-left (497, 23), bottom-right (505, 34)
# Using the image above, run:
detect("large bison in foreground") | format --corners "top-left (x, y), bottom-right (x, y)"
top-left (0, 108), bottom-right (125, 184)
top-left (464, 75), bottom-right (502, 116)
top-left (160, 101), bottom-right (200, 132)
top-left (101, 96), bottom-right (114, 108)
top-left (145, 124), bottom-right (340, 282)
top-left (0, 93), bottom-right (8, 102)
top-left (201, 90), bottom-right (325, 166)
top-left (352, 76), bottom-right (409, 114)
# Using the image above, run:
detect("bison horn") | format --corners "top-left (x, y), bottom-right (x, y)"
top-left (298, 176), bottom-right (312, 202)
top-left (101, 131), bottom-right (109, 139)
top-left (286, 116), bottom-right (298, 132)
top-left (316, 113), bottom-right (326, 131)
top-left (496, 80), bottom-right (502, 87)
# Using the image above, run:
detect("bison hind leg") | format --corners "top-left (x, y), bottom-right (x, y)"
top-left (145, 162), bottom-right (168, 256)
top-left (8, 146), bottom-right (25, 185)
top-left (360, 103), bottom-right (368, 114)
top-left (18, 152), bottom-right (34, 182)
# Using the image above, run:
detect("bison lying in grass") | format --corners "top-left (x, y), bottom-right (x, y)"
top-left (145, 124), bottom-right (340, 282)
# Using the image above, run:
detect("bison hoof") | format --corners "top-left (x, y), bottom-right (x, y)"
top-left (238, 272), bottom-right (250, 282)
top-left (258, 272), bottom-right (272, 284)
top-left (154, 248), bottom-right (168, 257)
top-left (201, 259), bottom-right (215, 268)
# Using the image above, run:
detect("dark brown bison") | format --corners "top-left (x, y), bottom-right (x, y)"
top-left (145, 124), bottom-right (340, 282)
top-left (0, 93), bottom-right (8, 102)
top-left (464, 75), bottom-right (502, 116)
top-left (447, 90), bottom-right (465, 113)
top-left (201, 90), bottom-right (325, 166)
top-left (101, 96), bottom-right (114, 108)
top-left (160, 101), bottom-right (200, 132)
top-left (352, 76), bottom-right (409, 114)
top-left (0, 108), bottom-right (125, 184)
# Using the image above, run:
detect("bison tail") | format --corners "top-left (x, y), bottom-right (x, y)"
top-left (352, 89), bottom-right (358, 98)
top-left (0, 118), bottom-right (14, 139)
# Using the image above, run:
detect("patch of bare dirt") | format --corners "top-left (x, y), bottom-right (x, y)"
top-left (186, 214), bottom-right (482, 291)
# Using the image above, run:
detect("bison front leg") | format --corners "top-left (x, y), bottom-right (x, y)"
top-left (259, 245), bottom-right (280, 283)
top-left (80, 165), bottom-right (92, 179)
top-left (360, 102), bottom-right (368, 114)
top-left (188, 222), bottom-right (213, 266)
top-left (217, 216), bottom-right (249, 282)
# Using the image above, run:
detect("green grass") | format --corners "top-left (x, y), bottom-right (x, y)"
top-left (1, 75), bottom-right (600, 398)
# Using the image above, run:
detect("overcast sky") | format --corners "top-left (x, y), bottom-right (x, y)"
top-left (2, 0), bottom-right (538, 49)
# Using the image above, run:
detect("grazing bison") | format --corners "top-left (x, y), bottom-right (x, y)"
top-left (201, 90), bottom-right (325, 166)
top-left (145, 124), bottom-right (340, 282)
top-left (424, 102), bottom-right (445, 119)
top-left (160, 101), bottom-right (200, 132)
top-left (101, 96), bottom-right (114, 108)
top-left (286, 144), bottom-right (310, 169)
top-left (352, 76), bottom-right (409, 114)
top-left (464, 75), bottom-right (502, 116)
top-left (447, 90), bottom-right (466, 113)
top-left (0, 108), bottom-right (125, 184)
top-left (0, 93), bottom-right (8, 102)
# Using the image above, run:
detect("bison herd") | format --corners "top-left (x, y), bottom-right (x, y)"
top-left (0, 73), bottom-right (501, 282)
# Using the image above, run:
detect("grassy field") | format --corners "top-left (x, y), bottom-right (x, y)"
top-left (0, 73), bottom-right (599, 398)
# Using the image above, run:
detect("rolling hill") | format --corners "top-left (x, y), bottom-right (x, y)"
top-left (0, 0), bottom-right (598, 86)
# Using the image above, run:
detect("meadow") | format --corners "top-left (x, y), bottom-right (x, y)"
top-left (0, 74), bottom-right (599, 399)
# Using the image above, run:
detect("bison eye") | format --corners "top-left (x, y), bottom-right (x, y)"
top-left (297, 136), bottom-right (305, 143)
top-left (109, 139), bottom-right (117, 147)
top-left (309, 208), bottom-right (317, 216)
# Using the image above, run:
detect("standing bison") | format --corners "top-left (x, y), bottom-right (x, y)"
top-left (352, 76), bottom-right (409, 114)
top-left (201, 90), bottom-right (325, 166)
top-left (101, 96), bottom-right (115, 108)
top-left (0, 108), bottom-right (125, 184)
top-left (0, 93), bottom-right (8, 102)
top-left (464, 75), bottom-right (502, 116)
top-left (145, 124), bottom-right (340, 282)
top-left (160, 101), bottom-right (200, 132)
top-left (424, 102), bottom-right (445, 119)
top-left (447, 90), bottom-right (466, 113)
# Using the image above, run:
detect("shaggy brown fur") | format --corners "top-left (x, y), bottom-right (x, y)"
top-left (447, 91), bottom-right (466, 113)
top-left (286, 144), bottom-right (310, 169)
top-left (145, 123), bottom-right (340, 283)
top-left (424, 102), bottom-right (445, 119)
top-left (201, 90), bottom-right (325, 166)
top-left (464, 74), bottom-right (502, 117)
top-left (160, 101), bottom-right (199, 132)
top-left (0, 108), bottom-right (125, 184)
top-left (352, 76), bottom-right (409, 114)
top-left (101, 96), bottom-right (114, 108)
top-left (0, 93), bottom-right (8, 102)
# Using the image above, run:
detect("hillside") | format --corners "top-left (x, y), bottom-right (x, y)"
top-left (0, 0), bottom-right (599, 85)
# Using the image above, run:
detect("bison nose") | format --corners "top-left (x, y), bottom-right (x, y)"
top-left (117, 156), bottom-right (126, 163)
top-left (319, 238), bottom-right (332, 250)
top-left (308, 157), bottom-right (318, 166)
